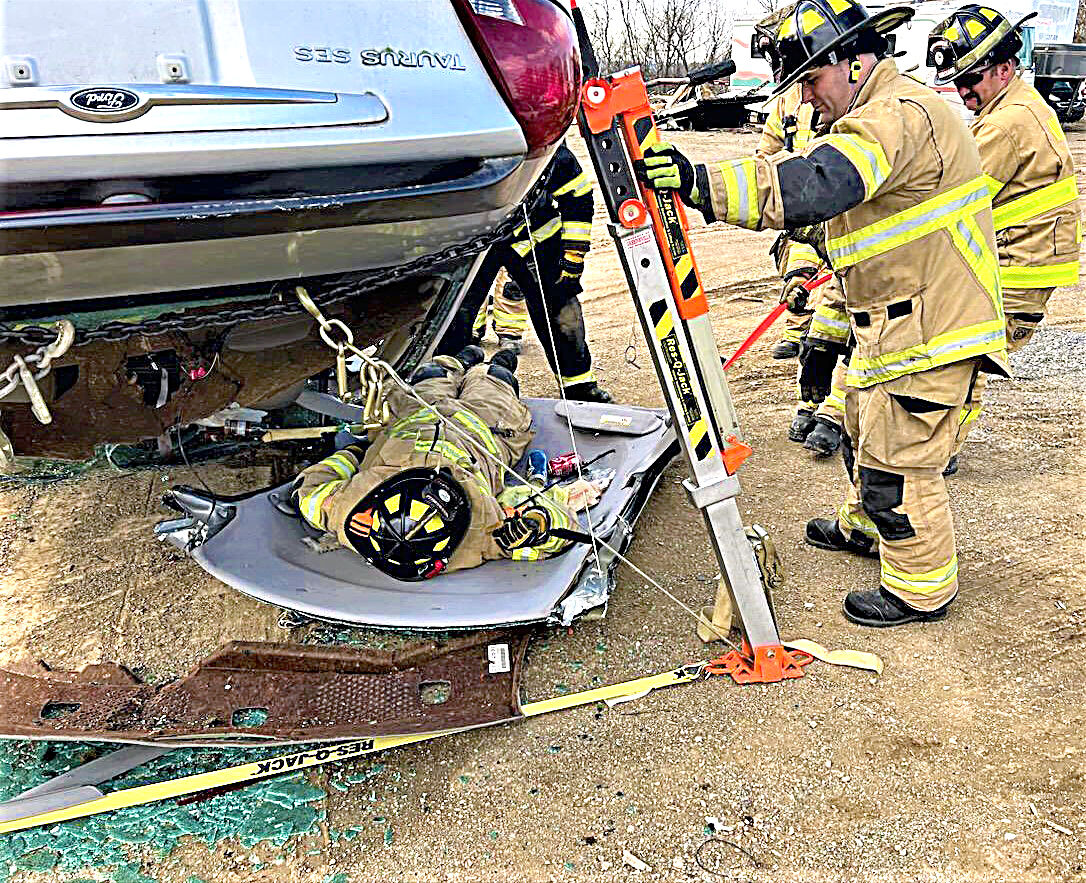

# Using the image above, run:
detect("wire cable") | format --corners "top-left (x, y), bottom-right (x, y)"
top-left (520, 203), bottom-right (606, 583)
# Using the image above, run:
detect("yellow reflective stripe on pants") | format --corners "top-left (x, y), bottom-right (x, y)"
top-left (781, 326), bottom-right (803, 343)
top-left (450, 409), bottom-right (501, 458)
top-left (321, 451), bottom-right (358, 481)
top-left (785, 242), bottom-right (820, 271)
top-left (881, 554), bottom-right (958, 597)
top-left (827, 176), bottom-right (990, 268)
top-left (300, 479), bottom-right (346, 530)
top-left (1000, 261), bottom-right (1080, 288)
top-left (823, 386), bottom-right (846, 415)
top-left (561, 370), bottom-right (596, 387)
top-left (958, 402), bottom-right (982, 427)
top-left (819, 134), bottom-right (891, 199)
top-left (810, 305), bottom-right (850, 343)
top-left (837, 501), bottom-right (878, 540)
top-left (717, 158), bottom-right (758, 229)
top-left (991, 176), bottom-right (1078, 229)
top-left (492, 308), bottom-right (528, 335)
top-left (561, 220), bottom-right (592, 242)
top-left (473, 299), bottom-right (488, 334)
top-left (389, 409), bottom-right (439, 436)
top-left (552, 171), bottom-right (589, 197)
top-left (511, 216), bottom-right (563, 257)
top-left (846, 319), bottom-right (1006, 387)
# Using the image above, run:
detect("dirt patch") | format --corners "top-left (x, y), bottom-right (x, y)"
top-left (0, 126), bottom-right (1083, 882)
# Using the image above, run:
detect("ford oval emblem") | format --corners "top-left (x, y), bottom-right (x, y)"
top-left (70, 87), bottom-right (141, 114)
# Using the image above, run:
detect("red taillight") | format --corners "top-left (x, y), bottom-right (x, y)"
top-left (454, 0), bottom-right (581, 157)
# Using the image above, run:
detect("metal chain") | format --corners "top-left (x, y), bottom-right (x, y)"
top-left (0, 178), bottom-right (552, 348)
top-left (0, 319), bottom-right (75, 399)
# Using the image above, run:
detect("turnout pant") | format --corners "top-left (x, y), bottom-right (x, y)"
top-left (472, 271), bottom-right (529, 340)
top-left (440, 238), bottom-right (595, 388)
top-left (781, 307), bottom-right (811, 345)
top-left (835, 360), bottom-right (981, 611)
top-left (952, 286), bottom-right (1053, 456)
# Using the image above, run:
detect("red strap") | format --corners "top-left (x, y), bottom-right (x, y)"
top-left (722, 273), bottom-right (832, 371)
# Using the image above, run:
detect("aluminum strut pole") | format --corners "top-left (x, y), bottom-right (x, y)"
top-left (571, 4), bottom-right (809, 683)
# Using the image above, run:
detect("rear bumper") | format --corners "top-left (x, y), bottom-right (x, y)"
top-left (0, 154), bottom-right (545, 307)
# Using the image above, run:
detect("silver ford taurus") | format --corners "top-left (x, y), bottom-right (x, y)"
top-left (0, 0), bottom-right (579, 458)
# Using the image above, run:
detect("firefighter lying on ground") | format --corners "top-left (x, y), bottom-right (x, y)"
top-left (636, 0), bottom-right (1010, 627)
top-left (439, 140), bottom-right (613, 404)
top-left (292, 346), bottom-right (585, 581)
top-left (927, 4), bottom-right (1081, 475)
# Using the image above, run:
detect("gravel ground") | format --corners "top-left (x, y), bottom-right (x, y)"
top-left (0, 124), bottom-right (1083, 882)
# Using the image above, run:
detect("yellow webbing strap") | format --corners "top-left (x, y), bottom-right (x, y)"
top-left (783, 639), bottom-right (883, 675)
top-left (0, 665), bottom-right (702, 835)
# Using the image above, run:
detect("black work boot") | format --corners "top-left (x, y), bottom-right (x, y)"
top-left (942, 455), bottom-right (959, 477)
top-left (489, 346), bottom-right (519, 374)
top-left (843, 587), bottom-right (951, 627)
top-left (566, 382), bottom-right (613, 404)
top-left (803, 417), bottom-right (843, 456)
top-left (788, 408), bottom-right (816, 443)
top-left (454, 345), bottom-right (486, 369)
top-left (805, 517), bottom-right (879, 559)
top-left (771, 339), bottom-right (801, 360)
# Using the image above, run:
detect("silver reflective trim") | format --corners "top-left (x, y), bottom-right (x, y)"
top-left (848, 328), bottom-right (1006, 381)
top-left (732, 161), bottom-right (752, 227)
top-left (955, 220), bottom-right (984, 260)
top-left (829, 183), bottom-right (989, 265)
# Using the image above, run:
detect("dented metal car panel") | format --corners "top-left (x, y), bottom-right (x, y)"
top-left (156, 399), bottom-right (678, 630)
top-left (0, 633), bottom-right (528, 747)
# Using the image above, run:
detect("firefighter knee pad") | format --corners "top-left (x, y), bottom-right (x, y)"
top-left (1007, 312), bottom-right (1044, 350)
top-left (858, 466), bottom-right (916, 541)
top-left (487, 363), bottom-right (519, 396)
top-left (409, 361), bottom-right (450, 383)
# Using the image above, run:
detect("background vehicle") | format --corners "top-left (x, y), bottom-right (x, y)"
top-left (732, 0), bottom-right (1085, 123)
top-left (0, 0), bottom-right (580, 458)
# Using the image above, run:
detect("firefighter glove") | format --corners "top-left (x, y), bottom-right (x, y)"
top-left (635, 143), bottom-right (706, 211)
top-left (493, 507), bottom-right (549, 552)
top-left (780, 267), bottom-right (818, 314)
top-left (798, 340), bottom-right (839, 404)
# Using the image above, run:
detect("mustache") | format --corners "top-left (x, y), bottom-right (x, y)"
top-left (961, 90), bottom-right (980, 103)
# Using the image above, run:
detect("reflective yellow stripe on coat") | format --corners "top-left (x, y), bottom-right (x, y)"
top-left (846, 319), bottom-right (1006, 386)
top-left (827, 176), bottom-right (992, 270)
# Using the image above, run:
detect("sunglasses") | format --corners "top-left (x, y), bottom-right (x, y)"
top-left (952, 69), bottom-right (987, 90)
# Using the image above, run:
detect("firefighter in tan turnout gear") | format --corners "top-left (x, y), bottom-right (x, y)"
top-left (293, 346), bottom-right (581, 581)
top-left (637, 0), bottom-right (1010, 626)
top-left (754, 6), bottom-right (849, 457)
top-left (927, 5), bottom-right (1081, 473)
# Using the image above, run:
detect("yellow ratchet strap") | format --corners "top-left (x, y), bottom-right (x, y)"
top-left (783, 639), bottom-right (883, 675)
top-left (0, 664), bottom-right (705, 835)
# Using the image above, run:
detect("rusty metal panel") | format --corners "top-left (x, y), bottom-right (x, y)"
top-left (0, 632), bottom-right (527, 747)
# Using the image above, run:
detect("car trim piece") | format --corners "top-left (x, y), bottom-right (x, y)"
top-left (0, 156), bottom-right (523, 256)
top-left (0, 84), bottom-right (384, 131)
